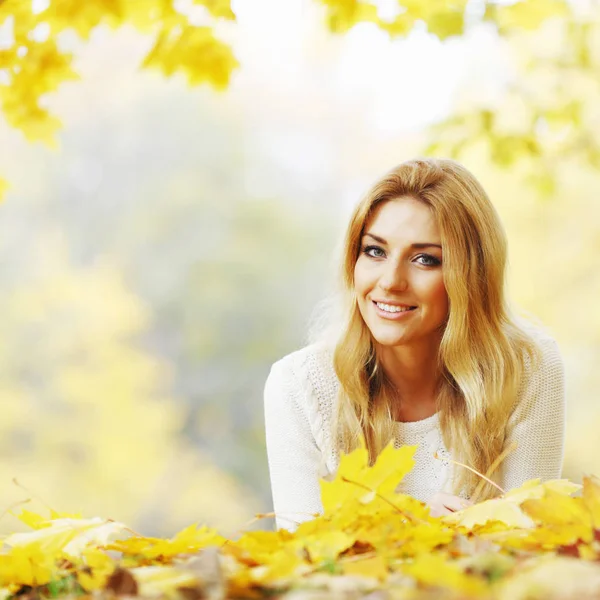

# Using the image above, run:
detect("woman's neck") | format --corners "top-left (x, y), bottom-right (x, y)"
top-left (378, 337), bottom-right (442, 420)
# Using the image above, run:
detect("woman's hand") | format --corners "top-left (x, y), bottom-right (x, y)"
top-left (427, 492), bottom-right (473, 517)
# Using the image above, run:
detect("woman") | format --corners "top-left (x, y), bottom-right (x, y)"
top-left (264, 158), bottom-right (565, 532)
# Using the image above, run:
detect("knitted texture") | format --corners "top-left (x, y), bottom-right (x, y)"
top-left (264, 325), bottom-right (566, 532)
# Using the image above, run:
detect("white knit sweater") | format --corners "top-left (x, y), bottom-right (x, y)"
top-left (264, 324), bottom-right (566, 532)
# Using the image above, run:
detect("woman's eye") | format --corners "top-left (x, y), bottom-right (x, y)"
top-left (416, 254), bottom-right (441, 266)
top-left (361, 246), bottom-right (441, 266)
top-left (362, 245), bottom-right (385, 258)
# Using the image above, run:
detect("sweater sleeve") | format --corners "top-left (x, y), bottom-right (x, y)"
top-left (264, 357), bottom-right (325, 532)
top-left (499, 336), bottom-right (566, 492)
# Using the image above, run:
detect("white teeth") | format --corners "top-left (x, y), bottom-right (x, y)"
top-left (376, 302), bottom-right (414, 313)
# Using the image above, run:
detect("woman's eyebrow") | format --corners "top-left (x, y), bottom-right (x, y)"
top-left (363, 232), bottom-right (442, 249)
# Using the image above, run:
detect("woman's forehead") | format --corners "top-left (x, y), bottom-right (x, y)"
top-left (364, 198), bottom-right (440, 240)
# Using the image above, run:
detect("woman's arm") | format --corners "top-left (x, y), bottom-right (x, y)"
top-left (499, 336), bottom-right (566, 492)
top-left (264, 357), bottom-right (325, 532)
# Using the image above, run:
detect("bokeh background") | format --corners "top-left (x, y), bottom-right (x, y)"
top-left (0, 0), bottom-right (599, 537)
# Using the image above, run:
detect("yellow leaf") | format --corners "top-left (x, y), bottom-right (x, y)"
top-left (141, 24), bottom-right (238, 90)
top-left (193, 0), bottom-right (236, 20)
top-left (248, 548), bottom-right (307, 584)
top-left (522, 492), bottom-right (591, 528)
top-left (503, 478), bottom-right (581, 504)
top-left (492, 0), bottom-right (570, 31)
top-left (321, 0), bottom-right (379, 34)
top-left (76, 548), bottom-right (115, 591)
top-left (129, 565), bottom-right (200, 598)
top-left (443, 497), bottom-right (534, 529)
top-left (320, 442), bottom-right (417, 513)
top-left (227, 530), bottom-right (289, 565)
top-left (0, 176), bottom-right (9, 202)
top-left (390, 521), bottom-right (454, 556)
top-left (403, 552), bottom-right (487, 597)
top-left (42, 0), bottom-right (120, 40)
top-left (444, 479), bottom-right (581, 529)
top-left (109, 523), bottom-right (224, 560)
top-left (296, 531), bottom-right (354, 564)
top-left (13, 509), bottom-right (51, 530)
top-left (0, 543), bottom-right (57, 586)
top-left (49, 509), bottom-right (84, 520)
top-left (582, 476), bottom-right (600, 529)
top-left (0, 86), bottom-right (58, 146)
top-left (520, 492), bottom-right (593, 546)
top-left (5, 516), bottom-right (130, 558)
top-left (343, 555), bottom-right (388, 581)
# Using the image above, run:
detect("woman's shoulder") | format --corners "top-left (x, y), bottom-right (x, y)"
top-left (516, 317), bottom-right (563, 371)
top-left (267, 342), bottom-right (340, 421)
top-left (270, 341), bottom-right (338, 393)
top-left (513, 317), bottom-right (565, 404)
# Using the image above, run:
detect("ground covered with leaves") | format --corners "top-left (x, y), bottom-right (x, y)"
top-left (2, 444), bottom-right (600, 600)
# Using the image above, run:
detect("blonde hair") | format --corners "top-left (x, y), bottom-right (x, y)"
top-left (307, 157), bottom-right (542, 500)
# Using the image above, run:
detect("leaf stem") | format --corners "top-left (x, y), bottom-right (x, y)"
top-left (340, 476), bottom-right (422, 524)
top-left (0, 498), bottom-right (31, 523)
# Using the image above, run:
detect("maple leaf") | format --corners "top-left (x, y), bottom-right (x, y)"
top-left (5, 516), bottom-right (130, 558)
top-left (108, 523), bottom-right (225, 561)
top-left (225, 530), bottom-right (291, 567)
top-left (76, 548), bottom-right (115, 591)
top-left (320, 442), bottom-right (417, 514)
top-left (12, 509), bottom-right (52, 530)
top-left (342, 554), bottom-right (388, 581)
top-left (0, 542), bottom-right (59, 587)
top-left (520, 491), bottom-right (594, 547)
top-left (129, 565), bottom-right (200, 597)
top-left (402, 552), bottom-right (488, 597)
top-left (503, 478), bottom-right (581, 503)
top-left (443, 479), bottom-right (581, 529)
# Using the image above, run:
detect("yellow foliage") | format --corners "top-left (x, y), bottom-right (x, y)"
top-left (443, 479), bottom-right (580, 529)
top-left (1, 443), bottom-right (600, 598)
top-left (107, 523), bottom-right (225, 561)
top-left (317, 0), bottom-right (568, 41)
top-left (402, 552), bottom-right (488, 597)
top-left (76, 548), bottom-right (115, 591)
top-left (194, 0), bottom-right (236, 21)
top-left (0, 542), bottom-right (57, 587)
top-left (490, 0), bottom-right (570, 32)
top-left (129, 565), bottom-right (200, 598)
top-left (142, 23), bottom-right (238, 90)
top-left (342, 554), bottom-right (387, 581)
top-left (0, 0), bottom-right (238, 145)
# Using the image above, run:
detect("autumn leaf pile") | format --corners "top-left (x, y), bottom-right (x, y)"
top-left (2, 444), bottom-right (600, 600)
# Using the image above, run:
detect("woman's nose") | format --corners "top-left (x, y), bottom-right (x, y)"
top-left (379, 263), bottom-right (409, 292)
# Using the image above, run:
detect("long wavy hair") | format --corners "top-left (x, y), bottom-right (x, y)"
top-left (307, 157), bottom-right (543, 501)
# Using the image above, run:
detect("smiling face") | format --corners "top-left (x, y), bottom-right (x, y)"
top-left (353, 196), bottom-right (449, 348)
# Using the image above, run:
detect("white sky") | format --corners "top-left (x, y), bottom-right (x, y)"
top-left (231, 0), bottom-right (508, 134)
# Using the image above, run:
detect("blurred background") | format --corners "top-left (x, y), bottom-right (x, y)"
top-left (0, 0), bottom-right (598, 537)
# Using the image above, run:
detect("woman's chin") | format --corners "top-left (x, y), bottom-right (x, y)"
top-left (370, 330), bottom-right (410, 347)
